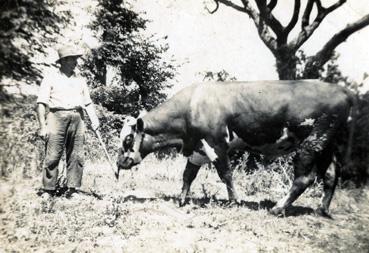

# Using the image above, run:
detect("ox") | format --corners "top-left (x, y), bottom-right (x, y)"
top-left (117, 80), bottom-right (353, 217)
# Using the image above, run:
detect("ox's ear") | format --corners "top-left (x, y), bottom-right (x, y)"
top-left (138, 109), bottom-right (147, 118)
top-left (136, 118), bottom-right (144, 132)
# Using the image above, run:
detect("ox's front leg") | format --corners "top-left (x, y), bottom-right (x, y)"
top-left (211, 142), bottom-right (239, 203)
top-left (179, 160), bottom-right (201, 207)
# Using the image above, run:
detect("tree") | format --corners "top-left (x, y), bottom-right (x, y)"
top-left (82, 0), bottom-right (176, 116)
top-left (206, 0), bottom-right (369, 80)
top-left (352, 92), bottom-right (369, 185)
top-left (0, 0), bottom-right (71, 83)
top-left (201, 69), bottom-right (237, 82)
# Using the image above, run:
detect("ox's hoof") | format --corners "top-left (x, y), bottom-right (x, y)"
top-left (221, 198), bottom-right (241, 208)
top-left (178, 198), bottom-right (188, 207)
top-left (269, 206), bottom-right (286, 217)
top-left (231, 198), bottom-right (242, 206)
top-left (315, 207), bottom-right (333, 219)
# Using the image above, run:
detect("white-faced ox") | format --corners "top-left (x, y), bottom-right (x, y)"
top-left (117, 80), bottom-right (353, 217)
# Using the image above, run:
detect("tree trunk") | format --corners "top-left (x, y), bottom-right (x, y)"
top-left (275, 50), bottom-right (297, 80)
top-left (302, 57), bottom-right (324, 79)
top-left (96, 63), bottom-right (107, 86)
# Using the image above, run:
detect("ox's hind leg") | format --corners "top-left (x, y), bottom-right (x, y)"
top-left (179, 160), bottom-right (201, 206)
top-left (270, 115), bottom-right (336, 216)
top-left (270, 148), bottom-right (317, 216)
top-left (315, 145), bottom-right (337, 218)
top-left (318, 163), bottom-right (338, 218)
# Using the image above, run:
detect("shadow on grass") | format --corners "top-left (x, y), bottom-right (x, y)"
top-left (37, 187), bottom-right (104, 200)
top-left (117, 194), bottom-right (315, 217)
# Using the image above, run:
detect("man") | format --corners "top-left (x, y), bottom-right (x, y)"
top-left (36, 45), bottom-right (100, 198)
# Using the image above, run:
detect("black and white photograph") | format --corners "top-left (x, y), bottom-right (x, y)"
top-left (1, 0), bottom-right (369, 252)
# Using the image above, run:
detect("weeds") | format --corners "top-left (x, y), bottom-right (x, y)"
top-left (1, 96), bottom-right (369, 252)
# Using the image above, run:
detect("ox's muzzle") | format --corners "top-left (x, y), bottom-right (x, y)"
top-left (116, 137), bottom-right (143, 171)
top-left (116, 146), bottom-right (136, 171)
top-left (116, 156), bottom-right (134, 171)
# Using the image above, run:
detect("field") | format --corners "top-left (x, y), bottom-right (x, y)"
top-left (1, 154), bottom-right (369, 253)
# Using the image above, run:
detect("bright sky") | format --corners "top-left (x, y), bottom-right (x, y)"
top-left (130, 0), bottom-right (369, 95)
top-left (33, 0), bottom-right (368, 96)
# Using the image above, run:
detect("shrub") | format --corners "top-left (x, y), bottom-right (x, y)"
top-left (0, 94), bottom-right (123, 179)
top-left (0, 95), bottom-right (43, 178)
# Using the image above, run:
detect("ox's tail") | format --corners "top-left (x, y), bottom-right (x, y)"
top-left (335, 89), bottom-right (358, 178)
top-left (344, 90), bottom-right (358, 167)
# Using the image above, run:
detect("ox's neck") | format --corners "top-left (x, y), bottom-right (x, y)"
top-left (141, 133), bottom-right (183, 155)
top-left (141, 97), bottom-right (188, 135)
top-left (138, 89), bottom-right (191, 157)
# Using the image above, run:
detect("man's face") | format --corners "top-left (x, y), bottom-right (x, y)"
top-left (59, 56), bottom-right (79, 73)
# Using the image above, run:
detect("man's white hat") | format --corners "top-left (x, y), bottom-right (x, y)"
top-left (56, 45), bottom-right (83, 63)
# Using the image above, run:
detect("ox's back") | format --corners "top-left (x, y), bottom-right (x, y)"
top-left (142, 80), bottom-right (352, 150)
top-left (187, 80), bottom-right (351, 134)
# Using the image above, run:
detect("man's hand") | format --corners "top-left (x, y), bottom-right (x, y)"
top-left (85, 103), bottom-right (100, 132)
top-left (38, 126), bottom-right (48, 140)
top-left (91, 120), bottom-right (100, 132)
top-left (37, 103), bottom-right (48, 140)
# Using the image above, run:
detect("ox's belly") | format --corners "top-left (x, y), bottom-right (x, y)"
top-left (228, 126), bottom-right (310, 158)
top-left (244, 138), bottom-right (297, 157)
top-left (229, 136), bottom-right (297, 158)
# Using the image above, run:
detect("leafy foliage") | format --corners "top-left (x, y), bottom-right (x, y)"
top-left (352, 93), bottom-right (369, 178)
top-left (0, 95), bottom-right (43, 178)
top-left (82, 0), bottom-right (176, 116)
top-left (0, 0), bottom-right (71, 83)
top-left (0, 94), bottom-right (121, 179)
top-left (201, 69), bottom-right (237, 82)
top-left (296, 50), bottom-right (351, 86)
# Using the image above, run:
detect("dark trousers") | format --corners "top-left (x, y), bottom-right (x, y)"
top-left (42, 109), bottom-right (85, 190)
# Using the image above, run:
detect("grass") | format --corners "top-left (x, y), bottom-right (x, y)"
top-left (1, 154), bottom-right (369, 253)
top-left (1, 96), bottom-right (369, 252)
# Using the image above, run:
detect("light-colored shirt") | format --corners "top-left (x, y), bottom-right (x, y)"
top-left (37, 69), bottom-right (92, 109)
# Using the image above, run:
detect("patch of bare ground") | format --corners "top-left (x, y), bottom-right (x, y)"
top-left (1, 155), bottom-right (368, 252)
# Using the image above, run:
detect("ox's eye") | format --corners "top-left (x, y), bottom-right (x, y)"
top-left (123, 134), bottom-right (134, 152)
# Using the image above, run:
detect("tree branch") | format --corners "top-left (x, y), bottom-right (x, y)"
top-left (307, 14), bottom-right (369, 71)
top-left (301, 0), bottom-right (314, 28)
top-left (290, 0), bottom-right (346, 49)
top-left (315, 0), bottom-right (323, 12)
top-left (208, 0), bottom-right (278, 52)
top-left (206, 0), bottom-right (219, 14)
top-left (255, 0), bottom-right (284, 36)
top-left (256, 19), bottom-right (278, 53)
top-left (284, 0), bottom-right (300, 35)
top-left (267, 0), bottom-right (277, 11)
top-left (325, 0), bottom-right (346, 13)
top-left (207, 0), bottom-right (247, 14)
top-left (241, 0), bottom-right (278, 52)
top-left (239, 0), bottom-right (258, 18)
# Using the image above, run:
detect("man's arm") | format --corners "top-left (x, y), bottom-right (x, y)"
top-left (37, 103), bottom-right (48, 139)
top-left (36, 71), bottom-right (51, 139)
